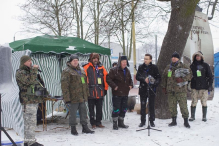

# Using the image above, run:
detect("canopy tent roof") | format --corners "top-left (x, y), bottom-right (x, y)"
top-left (9, 35), bottom-right (111, 55)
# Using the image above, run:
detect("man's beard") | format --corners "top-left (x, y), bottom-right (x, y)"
top-left (93, 61), bottom-right (98, 65)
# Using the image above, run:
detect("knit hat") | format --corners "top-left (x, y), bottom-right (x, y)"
top-left (172, 51), bottom-right (180, 59)
top-left (20, 55), bottom-right (31, 65)
top-left (68, 54), bottom-right (79, 62)
top-left (88, 53), bottom-right (100, 62)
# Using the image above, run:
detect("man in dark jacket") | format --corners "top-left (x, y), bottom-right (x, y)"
top-left (136, 54), bottom-right (161, 127)
top-left (16, 55), bottom-right (45, 146)
top-left (83, 53), bottom-right (108, 129)
top-left (189, 51), bottom-right (213, 122)
top-left (61, 54), bottom-right (94, 135)
top-left (106, 56), bottom-right (133, 130)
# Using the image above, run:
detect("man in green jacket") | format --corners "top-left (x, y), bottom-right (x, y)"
top-left (61, 54), bottom-right (94, 135)
top-left (161, 52), bottom-right (192, 128)
top-left (16, 55), bottom-right (45, 146)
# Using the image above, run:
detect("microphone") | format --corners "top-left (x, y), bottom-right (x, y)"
top-left (32, 65), bottom-right (42, 72)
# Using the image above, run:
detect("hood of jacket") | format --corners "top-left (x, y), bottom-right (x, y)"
top-left (192, 51), bottom-right (204, 62)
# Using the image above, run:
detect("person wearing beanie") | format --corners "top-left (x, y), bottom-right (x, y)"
top-left (161, 51), bottom-right (192, 128)
top-left (83, 53), bottom-right (108, 129)
top-left (189, 51), bottom-right (213, 122)
top-left (106, 55), bottom-right (133, 130)
top-left (16, 55), bottom-right (46, 146)
top-left (61, 54), bottom-right (94, 135)
top-left (171, 51), bottom-right (180, 59)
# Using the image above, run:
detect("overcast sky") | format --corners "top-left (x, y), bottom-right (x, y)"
top-left (0, 0), bottom-right (219, 53)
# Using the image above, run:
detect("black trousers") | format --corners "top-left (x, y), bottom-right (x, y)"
top-left (112, 96), bottom-right (128, 118)
top-left (88, 98), bottom-right (103, 126)
top-left (140, 94), bottom-right (155, 124)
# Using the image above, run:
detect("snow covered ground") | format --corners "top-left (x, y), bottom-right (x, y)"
top-left (3, 88), bottom-right (219, 146)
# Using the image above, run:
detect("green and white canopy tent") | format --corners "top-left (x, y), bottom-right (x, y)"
top-left (4, 35), bottom-right (112, 137)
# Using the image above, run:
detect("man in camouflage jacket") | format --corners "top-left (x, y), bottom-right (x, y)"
top-left (161, 52), bottom-right (192, 128)
top-left (61, 54), bottom-right (94, 135)
top-left (16, 55), bottom-right (44, 146)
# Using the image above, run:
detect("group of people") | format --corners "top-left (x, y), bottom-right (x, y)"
top-left (16, 51), bottom-right (213, 146)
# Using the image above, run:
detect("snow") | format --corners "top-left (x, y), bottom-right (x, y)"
top-left (2, 88), bottom-right (219, 146)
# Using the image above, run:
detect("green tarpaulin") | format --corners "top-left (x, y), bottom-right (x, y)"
top-left (9, 35), bottom-right (111, 55)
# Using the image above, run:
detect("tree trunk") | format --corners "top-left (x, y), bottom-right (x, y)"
top-left (80, 0), bottom-right (84, 39)
top-left (155, 0), bottom-right (199, 119)
top-left (75, 0), bottom-right (80, 38)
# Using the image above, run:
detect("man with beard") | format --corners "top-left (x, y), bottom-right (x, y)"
top-left (189, 51), bottom-right (213, 122)
top-left (83, 53), bottom-right (108, 129)
top-left (106, 56), bottom-right (133, 130)
top-left (136, 54), bottom-right (161, 127)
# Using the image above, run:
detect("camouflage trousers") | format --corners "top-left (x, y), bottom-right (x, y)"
top-left (191, 89), bottom-right (208, 107)
top-left (23, 104), bottom-right (38, 145)
top-left (167, 92), bottom-right (189, 118)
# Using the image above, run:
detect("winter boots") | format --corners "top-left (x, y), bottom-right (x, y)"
top-left (189, 106), bottom-right (207, 122)
top-left (82, 124), bottom-right (95, 134)
top-left (71, 126), bottom-right (78, 136)
top-left (168, 117), bottom-right (177, 127)
top-left (202, 106), bottom-right (207, 122)
top-left (113, 118), bottom-right (119, 130)
top-left (189, 106), bottom-right (196, 121)
top-left (184, 118), bottom-right (190, 128)
top-left (113, 117), bottom-right (128, 129)
top-left (118, 117), bottom-right (129, 128)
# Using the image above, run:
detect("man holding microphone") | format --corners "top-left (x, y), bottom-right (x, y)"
top-left (16, 55), bottom-right (45, 146)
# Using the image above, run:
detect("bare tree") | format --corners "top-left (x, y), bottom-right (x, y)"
top-left (70, 0), bottom-right (90, 39)
top-left (19, 0), bottom-right (74, 36)
top-left (199, 0), bottom-right (219, 20)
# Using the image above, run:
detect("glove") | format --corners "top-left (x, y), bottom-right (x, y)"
top-left (162, 88), bottom-right (167, 94)
top-left (175, 77), bottom-right (183, 83)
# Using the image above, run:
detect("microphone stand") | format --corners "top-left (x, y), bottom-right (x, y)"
top-left (136, 83), bottom-right (162, 136)
top-left (0, 94), bottom-right (17, 146)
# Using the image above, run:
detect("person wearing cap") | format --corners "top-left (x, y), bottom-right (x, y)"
top-left (161, 52), bottom-right (192, 128)
top-left (106, 55), bottom-right (133, 130)
top-left (82, 53), bottom-right (108, 129)
top-left (61, 54), bottom-right (94, 135)
top-left (189, 51), bottom-right (213, 122)
top-left (16, 55), bottom-right (45, 146)
top-left (136, 54), bottom-right (161, 127)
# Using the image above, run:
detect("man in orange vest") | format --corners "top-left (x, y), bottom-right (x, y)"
top-left (83, 53), bottom-right (108, 129)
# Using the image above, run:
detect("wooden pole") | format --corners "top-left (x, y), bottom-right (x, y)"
top-left (132, 0), bottom-right (137, 76)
